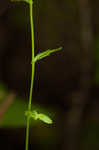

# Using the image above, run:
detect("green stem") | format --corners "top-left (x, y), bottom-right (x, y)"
top-left (25, 1), bottom-right (35, 150)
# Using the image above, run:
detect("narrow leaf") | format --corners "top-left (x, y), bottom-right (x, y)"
top-left (38, 114), bottom-right (53, 124)
top-left (29, 110), bottom-right (53, 124)
top-left (34, 47), bottom-right (62, 63)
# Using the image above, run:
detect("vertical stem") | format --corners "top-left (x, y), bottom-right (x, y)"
top-left (25, 1), bottom-right (35, 150)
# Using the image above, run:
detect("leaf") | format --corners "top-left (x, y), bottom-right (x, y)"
top-left (25, 110), bottom-right (53, 124)
top-left (33, 47), bottom-right (62, 63)
top-left (32, 111), bottom-right (53, 124)
top-left (38, 113), bottom-right (53, 124)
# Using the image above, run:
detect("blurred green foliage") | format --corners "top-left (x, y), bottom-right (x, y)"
top-left (94, 36), bottom-right (99, 84)
top-left (81, 123), bottom-right (99, 150)
top-left (0, 83), bottom-right (54, 128)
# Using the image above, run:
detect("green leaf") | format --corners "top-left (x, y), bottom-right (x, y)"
top-left (25, 110), bottom-right (53, 124)
top-left (33, 47), bottom-right (62, 63)
top-left (37, 113), bottom-right (53, 124)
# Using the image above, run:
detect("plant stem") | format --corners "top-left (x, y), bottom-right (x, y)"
top-left (25, 1), bottom-right (35, 150)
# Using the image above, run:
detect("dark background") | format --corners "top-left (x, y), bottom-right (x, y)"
top-left (0, 0), bottom-right (99, 150)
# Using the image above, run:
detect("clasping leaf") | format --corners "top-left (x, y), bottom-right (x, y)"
top-left (25, 110), bottom-right (53, 124)
top-left (33, 47), bottom-right (62, 63)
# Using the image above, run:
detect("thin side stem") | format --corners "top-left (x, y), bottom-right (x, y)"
top-left (25, 1), bottom-right (35, 150)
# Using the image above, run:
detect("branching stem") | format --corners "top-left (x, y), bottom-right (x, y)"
top-left (25, 1), bottom-right (35, 150)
